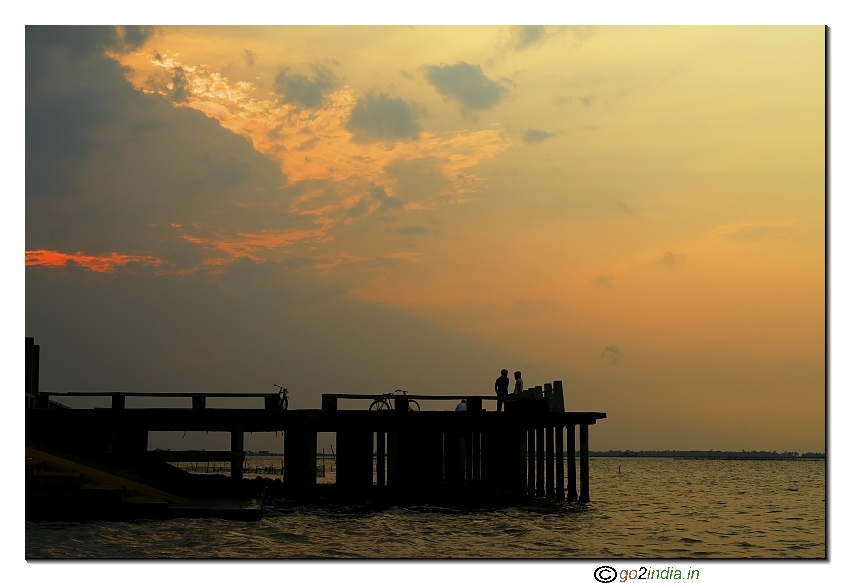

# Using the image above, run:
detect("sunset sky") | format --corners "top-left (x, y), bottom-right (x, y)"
top-left (24, 25), bottom-right (825, 453)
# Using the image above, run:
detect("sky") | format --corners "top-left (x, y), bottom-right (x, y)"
top-left (24, 25), bottom-right (825, 453)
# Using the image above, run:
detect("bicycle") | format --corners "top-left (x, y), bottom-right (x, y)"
top-left (369, 389), bottom-right (420, 412)
top-left (273, 384), bottom-right (289, 410)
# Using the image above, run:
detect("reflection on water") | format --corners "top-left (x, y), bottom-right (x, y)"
top-left (25, 458), bottom-right (824, 558)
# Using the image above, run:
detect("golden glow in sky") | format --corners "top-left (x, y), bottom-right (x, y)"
top-left (26, 26), bottom-right (825, 451)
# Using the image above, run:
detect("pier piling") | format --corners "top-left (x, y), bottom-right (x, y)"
top-left (535, 427), bottom-right (545, 496)
top-left (527, 428), bottom-right (536, 496)
top-left (579, 423), bottom-right (590, 503)
top-left (567, 424), bottom-right (577, 502)
top-left (231, 428), bottom-right (244, 482)
top-left (284, 429), bottom-right (317, 495)
top-left (545, 425), bottom-right (555, 498)
top-left (336, 430), bottom-right (373, 496)
top-left (555, 425), bottom-right (565, 500)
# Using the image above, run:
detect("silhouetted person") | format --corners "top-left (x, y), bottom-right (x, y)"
top-left (455, 399), bottom-right (467, 412)
top-left (513, 371), bottom-right (524, 394)
top-left (495, 369), bottom-right (510, 412)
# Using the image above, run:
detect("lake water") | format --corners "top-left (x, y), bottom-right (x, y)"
top-left (25, 458), bottom-right (824, 559)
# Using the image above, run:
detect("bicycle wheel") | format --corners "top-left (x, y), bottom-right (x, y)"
top-left (369, 399), bottom-right (391, 411)
top-left (407, 400), bottom-right (420, 412)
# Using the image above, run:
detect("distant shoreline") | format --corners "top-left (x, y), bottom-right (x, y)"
top-left (223, 450), bottom-right (825, 460)
top-left (588, 450), bottom-right (824, 460)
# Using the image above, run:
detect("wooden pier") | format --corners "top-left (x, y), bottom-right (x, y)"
top-left (26, 387), bottom-right (605, 505)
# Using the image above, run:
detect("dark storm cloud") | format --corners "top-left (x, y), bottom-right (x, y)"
top-left (26, 25), bottom-right (307, 266)
top-left (273, 65), bottom-right (337, 108)
top-left (523, 129), bottom-right (556, 144)
top-left (346, 93), bottom-right (422, 143)
top-left (26, 25), bottom-right (154, 59)
top-left (423, 62), bottom-right (507, 111)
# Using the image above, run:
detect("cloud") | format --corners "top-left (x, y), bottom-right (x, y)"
top-left (660, 251), bottom-right (677, 265)
top-left (346, 93), bottom-right (422, 143)
top-left (26, 29), bottom-right (318, 273)
top-left (617, 201), bottom-right (637, 216)
top-left (26, 250), bottom-right (162, 273)
top-left (243, 49), bottom-right (256, 65)
top-left (593, 274), bottom-right (615, 289)
top-left (601, 345), bottom-right (623, 365)
top-left (715, 221), bottom-right (796, 242)
top-left (506, 26), bottom-right (592, 52)
top-left (273, 65), bottom-right (337, 108)
top-left (523, 129), bottom-right (556, 144)
top-left (506, 299), bottom-right (558, 316)
top-left (553, 95), bottom-right (573, 106)
top-left (370, 185), bottom-right (404, 211)
top-left (390, 226), bottom-right (429, 236)
top-left (384, 157), bottom-right (453, 204)
top-left (423, 62), bottom-right (507, 111)
top-left (26, 25), bottom-right (154, 59)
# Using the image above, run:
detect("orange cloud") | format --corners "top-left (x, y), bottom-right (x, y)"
top-left (25, 250), bottom-right (162, 273)
top-left (117, 52), bottom-right (510, 213)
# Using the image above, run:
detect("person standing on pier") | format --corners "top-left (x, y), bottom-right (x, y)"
top-left (513, 371), bottom-right (524, 394)
top-left (495, 369), bottom-right (510, 412)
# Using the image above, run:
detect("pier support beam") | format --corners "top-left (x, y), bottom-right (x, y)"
top-left (527, 428), bottom-right (536, 496)
top-left (535, 427), bottom-right (545, 496)
top-left (336, 430), bottom-right (374, 497)
top-left (284, 429), bottom-right (317, 495)
top-left (579, 423), bottom-right (590, 503)
top-left (545, 426), bottom-right (555, 498)
top-left (230, 428), bottom-right (244, 483)
top-left (567, 424), bottom-right (577, 502)
top-left (376, 431), bottom-right (386, 489)
top-left (471, 431), bottom-right (481, 490)
top-left (555, 425), bottom-right (565, 500)
top-left (444, 430), bottom-right (466, 495)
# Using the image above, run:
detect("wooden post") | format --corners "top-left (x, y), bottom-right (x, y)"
top-left (545, 426), bottom-right (555, 497)
top-left (465, 430), bottom-right (474, 492)
top-left (527, 428), bottom-right (536, 496)
top-left (112, 395), bottom-right (126, 410)
top-left (555, 425), bottom-right (565, 500)
top-left (544, 383), bottom-right (553, 412)
top-left (567, 424), bottom-right (577, 502)
top-left (26, 337), bottom-right (34, 395)
top-left (535, 427), bottom-right (545, 496)
top-left (231, 427), bottom-right (244, 483)
top-left (336, 430), bottom-right (374, 497)
top-left (471, 431), bottom-right (481, 490)
top-left (444, 430), bottom-right (466, 496)
top-left (321, 395), bottom-right (338, 411)
top-left (510, 428), bottom-right (527, 496)
top-left (284, 429), bottom-right (317, 495)
top-left (376, 431), bottom-right (386, 490)
top-left (192, 396), bottom-right (206, 410)
top-left (552, 380), bottom-right (565, 412)
top-left (33, 344), bottom-right (40, 397)
top-left (579, 423), bottom-right (590, 503)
